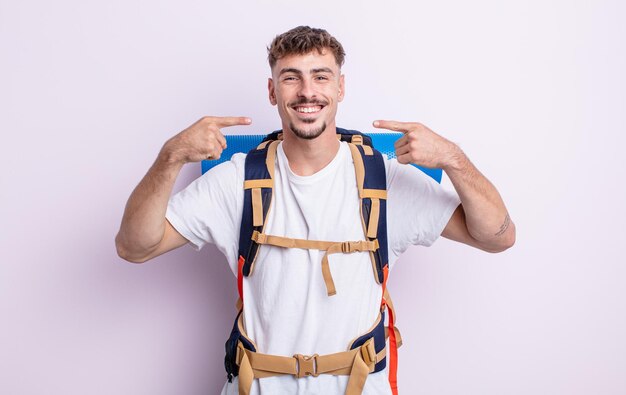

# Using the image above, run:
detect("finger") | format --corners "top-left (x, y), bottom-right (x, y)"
top-left (373, 120), bottom-right (411, 133)
top-left (212, 116), bottom-right (252, 128)
top-left (395, 143), bottom-right (410, 157)
top-left (396, 152), bottom-right (412, 165)
top-left (393, 134), bottom-right (408, 149)
top-left (206, 145), bottom-right (223, 161)
top-left (214, 131), bottom-right (227, 149)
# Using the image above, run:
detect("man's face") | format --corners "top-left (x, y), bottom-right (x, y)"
top-left (268, 50), bottom-right (345, 140)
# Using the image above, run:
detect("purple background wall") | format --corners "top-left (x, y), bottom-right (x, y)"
top-left (1, 0), bottom-right (625, 394)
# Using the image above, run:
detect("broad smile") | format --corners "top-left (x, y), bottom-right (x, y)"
top-left (293, 105), bottom-right (324, 114)
top-left (288, 99), bottom-right (328, 118)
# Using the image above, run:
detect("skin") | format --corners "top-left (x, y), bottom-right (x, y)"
top-left (115, 116), bottom-right (251, 262)
top-left (375, 120), bottom-right (516, 252)
top-left (115, 49), bottom-right (515, 263)
top-left (268, 51), bottom-right (345, 176)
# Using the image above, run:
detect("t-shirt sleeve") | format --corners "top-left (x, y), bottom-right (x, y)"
top-left (386, 158), bottom-right (461, 264)
top-left (165, 154), bottom-right (245, 264)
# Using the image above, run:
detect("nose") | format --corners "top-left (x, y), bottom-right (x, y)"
top-left (297, 77), bottom-right (316, 100)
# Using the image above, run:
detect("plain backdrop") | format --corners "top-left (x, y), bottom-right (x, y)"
top-left (1, 0), bottom-right (625, 394)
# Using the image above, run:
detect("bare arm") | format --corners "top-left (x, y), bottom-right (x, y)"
top-left (115, 116), bottom-right (251, 263)
top-left (373, 120), bottom-right (515, 253)
top-left (115, 154), bottom-right (187, 263)
top-left (440, 149), bottom-right (515, 252)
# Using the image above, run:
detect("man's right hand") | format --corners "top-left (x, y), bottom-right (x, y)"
top-left (116, 115), bottom-right (251, 263)
top-left (161, 116), bottom-right (252, 164)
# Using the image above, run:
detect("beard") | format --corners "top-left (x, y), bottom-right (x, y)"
top-left (286, 97), bottom-right (329, 140)
top-left (289, 120), bottom-right (327, 140)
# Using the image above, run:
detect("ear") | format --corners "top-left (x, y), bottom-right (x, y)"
top-left (338, 74), bottom-right (345, 102)
top-left (268, 78), bottom-right (277, 106)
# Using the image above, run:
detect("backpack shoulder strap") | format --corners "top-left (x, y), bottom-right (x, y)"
top-left (237, 128), bottom-right (389, 291)
top-left (336, 127), bottom-right (374, 147)
top-left (346, 141), bottom-right (389, 284)
top-left (238, 137), bottom-right (280, 284)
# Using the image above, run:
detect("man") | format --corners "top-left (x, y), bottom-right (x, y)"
top-left (116, 26), bottom-right (515, 395)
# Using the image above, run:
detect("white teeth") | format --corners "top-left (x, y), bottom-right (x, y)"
top-left (295, 106), bottom-right (322, 113)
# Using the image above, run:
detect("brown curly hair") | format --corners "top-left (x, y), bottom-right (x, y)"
top-left (267, 26), bottom-right (346, 69)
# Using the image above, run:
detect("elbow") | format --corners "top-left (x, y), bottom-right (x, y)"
top-left (115, 234), bottom-right (149, 264)
top-left (485, 222), bottom-right (516, 253)
top-left (485, 240), bottom-right (515, 254)
top-left (503, 221), bottom-right (517, 250)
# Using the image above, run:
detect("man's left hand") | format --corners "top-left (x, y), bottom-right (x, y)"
top-left (373, 120), bottom-right (460, 169)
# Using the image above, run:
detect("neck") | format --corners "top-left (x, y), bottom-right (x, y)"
top-left (281, 124), bottom-right (340, 176)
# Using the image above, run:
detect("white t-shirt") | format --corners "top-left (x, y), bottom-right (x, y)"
top-left (166, 141), bottom-right (460, 395)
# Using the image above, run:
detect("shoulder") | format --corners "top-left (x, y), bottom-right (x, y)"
top-left (203, 152), bottom-right (247, 178)
top-left (183, 153), bottom-right (248, 198)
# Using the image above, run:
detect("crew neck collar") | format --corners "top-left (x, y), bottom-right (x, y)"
top-left (277, 141), bottom-right (347, 184)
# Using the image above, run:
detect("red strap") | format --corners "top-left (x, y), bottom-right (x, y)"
top-left (387, 301), bottom-right (399, 394)
top-left (237, 255), bottom-right (245, 303)
top-left (381, 266), bottom-right (399, 395)
top-left (381, 266), bottom-right (388, 307)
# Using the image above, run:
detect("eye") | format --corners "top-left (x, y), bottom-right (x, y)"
top-left (283, 76), bottom-right (298, 82)
top-left (315, 75), bottom-right (329, 81)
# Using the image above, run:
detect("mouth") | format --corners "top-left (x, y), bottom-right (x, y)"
top-left (290, 102), bottom-right (326, 116)
top-left (293, 105), bottom-right (323, 114)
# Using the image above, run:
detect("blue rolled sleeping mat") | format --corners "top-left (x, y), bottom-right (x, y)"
top-left (201, 132), bottom-right (442, 183)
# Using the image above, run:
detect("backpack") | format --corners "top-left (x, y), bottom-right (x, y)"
top-left (224, 128), bottom-right (401, 395)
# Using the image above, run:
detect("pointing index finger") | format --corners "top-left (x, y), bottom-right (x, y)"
top-left (373, 120), bottom-right (410, 133)
top-left (211, 116), bottom-right (253, 128)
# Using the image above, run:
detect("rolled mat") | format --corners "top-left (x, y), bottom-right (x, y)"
top-left (202, 132), bottom-right (442, 183)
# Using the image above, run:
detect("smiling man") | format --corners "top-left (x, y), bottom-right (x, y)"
top-left (116, 26), bottom-right (515, 395)
top-left (271, 53), bottom-right (343, 141)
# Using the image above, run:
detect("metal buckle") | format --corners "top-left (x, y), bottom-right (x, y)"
top-left (294, 354), bottom-right (319, 378)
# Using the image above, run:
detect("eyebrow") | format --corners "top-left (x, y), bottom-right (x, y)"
top-left (278, 67), bottom-right (335, 76)
top-left (311, 67), bottom-right (334, 75)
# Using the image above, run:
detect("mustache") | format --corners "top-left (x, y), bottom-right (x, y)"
top-left (288, 98), bottom-right (328, 107)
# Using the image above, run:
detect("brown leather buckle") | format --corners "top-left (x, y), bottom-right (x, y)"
top-left (294, 354), bottom-right (319, 378)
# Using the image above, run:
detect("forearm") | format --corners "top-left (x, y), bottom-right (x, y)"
top-left (374, 119), bottom-right (515, 252)
top-left (115, 149), bottom-right (183, 260)
top-left (444, 146), bottom-right (515, 251)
